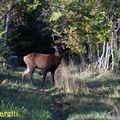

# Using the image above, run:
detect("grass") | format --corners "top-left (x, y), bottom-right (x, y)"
top-left (0, 68), bottom-right (53, 120)
top-left (0, 86), bottom-right (53, 120)
top-left (54, 62), bottom-right (120, 120)
top-left (0, 64), bottom-right (120, 120)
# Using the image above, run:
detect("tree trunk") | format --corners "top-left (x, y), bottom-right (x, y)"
top-left (97, 17), bottom-right (120, 71)
top-left (87, 35), bottom-right (93, 63)
top-left (97, 41), bottom-right (106, 69)
top-left (4, 9), bottom-right (10, 45)
top-left (104, 42), bottom-right (110, 70)
top-left (111, 32), bottom-right (115, 70)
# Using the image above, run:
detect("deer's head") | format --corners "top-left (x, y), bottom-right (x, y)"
top-left (52, 42), bottom-right (69, 56)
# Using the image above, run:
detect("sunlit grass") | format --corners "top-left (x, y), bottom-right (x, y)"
top-left (0, 68), bottom-right (53, 120)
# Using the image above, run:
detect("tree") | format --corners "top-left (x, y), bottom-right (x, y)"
top-left (0, 0), bottom-right (54, 58)
top-left (44, 0), bottom-right (120, 70)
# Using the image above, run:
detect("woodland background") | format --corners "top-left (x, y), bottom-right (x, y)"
top-left (0, 0), bottom-right (120, 70)
top-left (0, 0), bottom-right (120, 120)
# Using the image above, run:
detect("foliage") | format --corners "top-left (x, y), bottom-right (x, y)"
top-left (0, 0), bottom-right (53, 57)
top-left (0, 22), bottom-right (5, 56)
top-left (0, 0), bottom-right (120, 66)
top-left (44, 0), bottom-right (120, 55)
top-left (0, 19), bottom-right (13, 57)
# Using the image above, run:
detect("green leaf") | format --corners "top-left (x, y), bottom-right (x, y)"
top-left (0, 31), bottom-right (5, 38)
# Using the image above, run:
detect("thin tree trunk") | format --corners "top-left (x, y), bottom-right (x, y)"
top-left (4, 9), bottom-right (10, 45)
top-left (104, 42), bottom-right (110, 70)
top-left (98, 41), bottom-right (106, 69)
top-left (87, 34), bottom-right (92, 63)
top-left (107, 43), bottom-right (110, 69)
top-left (110, 31), bottom-right (119, 71)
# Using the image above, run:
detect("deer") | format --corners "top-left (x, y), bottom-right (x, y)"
top-left (22, 43), bottom-right (67, 90)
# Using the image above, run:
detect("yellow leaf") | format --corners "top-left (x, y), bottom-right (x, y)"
top-left (50, 12), bottom-right (62, 21)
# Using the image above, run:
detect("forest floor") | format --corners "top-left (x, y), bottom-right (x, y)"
top-left (0, 67), bottom-right (120, 120)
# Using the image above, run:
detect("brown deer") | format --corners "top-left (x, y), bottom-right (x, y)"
top-left (22, 43), bottom-right (67, 89)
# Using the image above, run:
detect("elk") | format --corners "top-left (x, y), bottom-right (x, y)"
top-left (22, 43), bottom-right (67, 89)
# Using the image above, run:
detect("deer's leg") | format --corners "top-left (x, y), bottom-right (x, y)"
top-left (41, 71), bottom-right (47, 88)
top-left (51, 70), bottom-right (55, 86)
top-left (22, 68), bottom-right (30, 84)
top-left (29, 68), bottom-right (35, 86)
top-left (22, 66), bottom-right (34, 86)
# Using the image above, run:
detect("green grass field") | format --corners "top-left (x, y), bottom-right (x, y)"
top-left (0, 67), bottom-right (120, 120)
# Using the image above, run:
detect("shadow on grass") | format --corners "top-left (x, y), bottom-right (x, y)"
top-left (6, 69), bottom-right (54, 89)
top-left (87, 78), bottom-right (120, 89)
top-left (50, 92), bottom-right (119, 120)
top-left (0, 85), bottom-right (55, 120)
